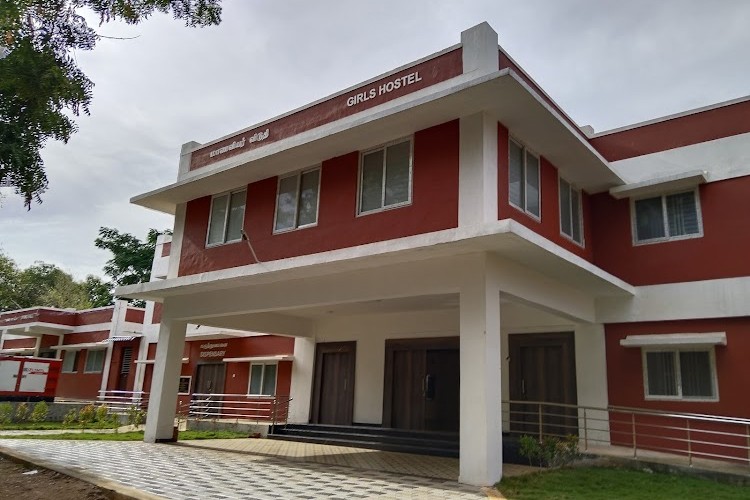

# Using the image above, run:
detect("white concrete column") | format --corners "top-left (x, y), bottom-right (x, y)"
top-left (459, 254), bottom-right (503, 486)
top-left (0, 329), bottom-right (5, 352)
top-left (288, 337), bottom-right (315, 424)
top-left (33, 335), bottom-right (42, 357)
top-left (54, 334), bottom-right (63, 359)
top-left (144, 311), bottom-right (187, 443)
top-left (459, 112), bottom-right (498, 227)
top-left (461, 22), bottom-right (499, 75)
top-left (132, 338), bottom-right (150, 394)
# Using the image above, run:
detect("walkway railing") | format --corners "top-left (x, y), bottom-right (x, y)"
top-left (502, 399), bottom-right (750, 466)
top-left (55, 390), bottom-right (149, 416)
top-left (188, 393), bottom-right (291, 424)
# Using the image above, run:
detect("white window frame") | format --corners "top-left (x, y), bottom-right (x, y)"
top-left (272, 166), bottom-right (322, 234)
top-left (357, 137), bottom-right (414, 216)
top-left (205, 189), bottom-right (247, 247)
top-left (83, 349), bottom-right (106, 374)
top-left (631, 189), bottom-right (703, 245)
top-left (642, 347), bottom-right (719, 402)
top-left (178, 375), bottom-right (192, 395)
top-left (247, 362), bottom-right (278, 396)
top-left (61, 351), bottom-right (78, 373)
top-left (508, 138), bottom-right (541, 220)
top-left (558, 175), bottom-right (584, 246)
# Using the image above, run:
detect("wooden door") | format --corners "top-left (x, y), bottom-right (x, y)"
top-left (116, 347), bottom-right (133, 391)
top-left (509, 333), bottom-right (577, 437)
top-left (311, 342), bottom-right (356, 425)
top-left (383, 337), bottom-right (459, 432)
top-left (195, 363), bottom-right (226, 394)
top-left (425, 349), bottom-right (460, 432)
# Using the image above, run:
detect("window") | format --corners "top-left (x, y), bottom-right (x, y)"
top-left (509, 139), bottom-right (540, 218)
top-left (633, 190), bottom-right (701, 244)
top-left (84, 349), bottom-right (105, 373)
top-left (207, 189), bottom-right (247, 245)
top-left (559, 178), bottom-right (583, 245)
top-left (248, 363), bottom-right (277, 396)
top-left (178, 376), bottom-right (192, 395)
top-left (61, 351), bottom-right (78, 373)
top-left (274, 168), bottom-right (321, 232)
top-left (358, 139), bottom-right (412, 214)
top-left (643, 349), bottom-right (717, 400)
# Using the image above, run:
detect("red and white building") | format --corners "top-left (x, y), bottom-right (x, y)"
top-left (0, 302), bottom-right (145, 400)
top-left (116, 23), bottom-right (749, 485)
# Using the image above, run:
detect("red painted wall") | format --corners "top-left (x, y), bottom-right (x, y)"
top-left (497, 123), bottom-right (593, 261)
top-left (179, 121), bottom-right (460, 275)
top-left (151, 303), bottom-right (163, 324)
top-left (62, 331), bottom-right (108, 346)
top-left (0, 308), bottom-right (76, 327)
top-left (605, 318), bottom-right (750, 461)
top-left (75, 309), bottom-right (113, 326)
top-left (590, 99), bottom-right (750, 161)
top-left (189, 50), bottom-right (462, 171)
top-left (2, 338), bottom-right (36, 349)
top-left (56, 349), bottom-right (105, 399)
top-left (161, 241), bottom-right (172, 257)
top-left (590, 176), bottom-right (750, 285)
top-left (125, 308), bottom-right (145, 323)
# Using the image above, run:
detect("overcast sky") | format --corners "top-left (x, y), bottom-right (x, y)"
top-left (1, 0), bottom-right (748, 280)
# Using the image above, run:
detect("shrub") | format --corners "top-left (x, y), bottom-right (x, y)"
top-left (78, 404), bottom-right (96, 425)
top-left (0, 402), bottom-right (13, 425)
top-left (30, 401), bottom-right (49, 423)
top-left (519, 434), bottom-right (580, 468)
top-left (14, 402), bottom-right (30, 422)
top-left (95, 404), bottom-right (109, 423)
top-left (62, 409), bottom-right (79, 428)
top-left (127, 405), bottom-right (146, 427)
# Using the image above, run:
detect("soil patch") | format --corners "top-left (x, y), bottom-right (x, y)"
top-left (0, 455), bottom-right (109, 499)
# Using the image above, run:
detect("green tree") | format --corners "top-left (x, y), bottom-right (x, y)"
top-left (0, 251), bottom-right (113, 311)
top-left (95, 227), bottom-right (169, 306)
top-left (0, 0), bottom-right (222, 208)
top-left (84, 274), bottom-right (114, 307)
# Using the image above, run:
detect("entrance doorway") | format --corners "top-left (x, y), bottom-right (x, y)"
top-left (383, 337), bottom-right (459, 432)
top-left (194, 363), bottom-right (226, 394)
top-left (116, 347), bottom-right (133, 391)
top-left (310, 342), bottom-right (356, 425)
top-left (508, 332), bottom-right (578, 437)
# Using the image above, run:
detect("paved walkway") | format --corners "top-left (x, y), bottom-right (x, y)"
top-left (0, 439), bottom-right (517, 499)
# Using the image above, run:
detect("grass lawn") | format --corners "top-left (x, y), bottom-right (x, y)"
top-left (0, 422), bottom-right (118, 431)
top-left (0, 430), bottom-right (249, 441)
top-left (497, 466), bottom-right (748, 500)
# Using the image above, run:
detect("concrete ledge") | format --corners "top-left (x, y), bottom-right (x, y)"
top-left (0, 444), bottom-right (161, 500)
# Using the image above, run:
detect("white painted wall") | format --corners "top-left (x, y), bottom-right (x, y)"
top-left (610, 131), bottom-right (750, 184)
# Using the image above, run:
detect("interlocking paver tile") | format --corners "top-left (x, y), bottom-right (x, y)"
top-left (0, 439), bottom-right (489, 499)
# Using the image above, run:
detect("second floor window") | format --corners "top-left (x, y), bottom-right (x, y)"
top-left (559, 178), bottom-right (583, 245)
top-left (207, 190), bottom-right (246, 246)
top-left (84, 349), bottom-right (105, 373)
top-left (509, 139), bottom-right (540, 218)
top-left (274, 168), bottom-right (321, 232)
top-left (359, 139), bottom-right (412, 214)
top-left (633, 190), bottom-right (701, 244)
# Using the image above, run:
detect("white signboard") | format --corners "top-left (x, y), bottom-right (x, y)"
top-left (17, 362), bottom-right (50, 393)
top-left (0, 360), bottom-right (21, 392)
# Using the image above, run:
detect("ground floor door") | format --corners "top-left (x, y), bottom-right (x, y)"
top-left (383, 337), bottom-right (460, 432)
top-left (509, 332), bottom-right (578, 437)
top-left (194, 363), bottom-right (226, 394)
top-left (310, 342), bottom-right (356, 425)
top-left (116, 347), bottom-right (133, 391)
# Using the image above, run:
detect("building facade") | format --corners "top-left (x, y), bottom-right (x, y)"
top-left (118, 23), bottom-right (750, 485)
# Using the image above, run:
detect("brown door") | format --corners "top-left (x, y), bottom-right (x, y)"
top-left (509, 333), bottom-right (577, 438)
top-left (311, 342), bottom-right (356, 425)
top-left (195, 363), bottom-right (226, 394)
top-left (383, 337), bottom-right (460, 432)
top-left (116, 347), bottom-right (133, 391)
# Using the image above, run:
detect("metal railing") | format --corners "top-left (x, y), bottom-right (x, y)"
top-left (188, 393), bottom-right (292, 424)
top-left (55, 390), bottom-right (149, 415)
top-left (502, 399), bottom-right (750, 467)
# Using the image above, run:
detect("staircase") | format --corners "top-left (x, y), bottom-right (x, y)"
top-left (269, 424), bottom-right (459, 457)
